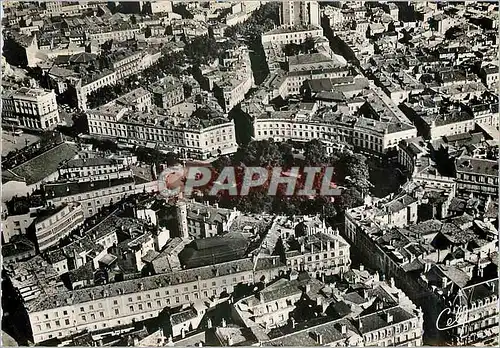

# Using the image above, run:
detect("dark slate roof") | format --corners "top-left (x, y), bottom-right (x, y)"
top-left (26, 258), bottom-right (254, 312)
top-left (358, 307), bottom-right (414, 334)
top-left (170, 307), bottom-right (198, 326)
top-left (44, 177), bottom-right (135, 198)
top-left (4, 142), bottom-right (79, 185)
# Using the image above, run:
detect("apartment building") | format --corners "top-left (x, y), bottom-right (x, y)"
top-left (234, 274), bottom-right (323, 329)
top-left (262, 25), bottom-right (323, 53)
top-left (344, 187), bottom-right (498, 344)
top-left (114, 87), bottom-right (152, 112)
top-left (86, 106), bottom-right (238, 160)
top-left (2, 87), bottom-right (60, 130)
top-left (455, 156), bottom-right (498, 196)
top-left (66, 50), bottom-right (159, 110)
top-left (149, 76), bottom-right (185, 109)
top-left (58, 157), bottom-right (129, 181)
top-left (265, 215), bottom-right (351, 275)
top-left (440, 277), bottom-right (499, 346)
top-left (87, 25), bottom-right (140, 45)
top-left (67, 70), bottom-right (117, 111)
top-left (43, 177), bottom-right (136, 218)
top-left (26, 257), bottom-right (281, 343)
top-left (253, 103), bottom-right (417, 156)
top-left (213, 73), bottom-right (254, 112)
top-left (31, 202), bottom-right (85, 252)
top-left (109, 50), bottom-right (144, 80)
top-left (183, 202), bottom-right (240, 239)
top-left (280, 1), bottom-right (320, 27)
top-left (286, 53), bottom-right (349, 95)
top-left (480, 65), bottom-right (499, 89)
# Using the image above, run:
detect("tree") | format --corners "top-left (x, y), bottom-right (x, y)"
top-left (336, 186), bottom-right (363, 211)
top-left (304, 139), bottom-right (327, 166)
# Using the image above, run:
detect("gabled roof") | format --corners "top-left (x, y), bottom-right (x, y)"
top-left (3, 142), bottom-right (79, 185)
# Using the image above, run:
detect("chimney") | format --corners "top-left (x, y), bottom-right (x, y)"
top-left (390, 277), bottom-right (395, 288)
top-left (207, 318), bottom-right (212, 329)
top-left (181, 328), bottom-right (186, 339)
top-left (301, 243), bottom-right (305, 253)
top-left (227, 335), bottom-right (233, 346)
top-left (316, 333), bottom-right (323, 345)
top-left (316, 297), bottom-right (322, 306)
top-left (221, 318), bottom-right (227, 328)
top-left (305, 284), bottom-right (311, 293)
top-left (291, 317), bottom-right (296, 329)
top-left (327, 240), bottom-right (331, 251)
top-left (359, 264), bottom-right (364, 271)
top-left (386, 312), bottom-right (393, 324)
top-left (340, 324), bottom-right (347, 334)
top-left (442, 277), bottom-right (448, 289)
top-left (363, 289), bottom-right (368, 299)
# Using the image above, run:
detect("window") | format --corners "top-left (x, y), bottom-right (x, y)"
top-left (90, 314), bottom-right (95, 320)
top-left (100, 312), bottom-right (104, 318)
top-left (81, 316), bottom-right (86, 322)
top-left (55, 320), bottom-right (60, 327)
top-left (128, 297), bottom-right (133, 302)
top-left (65, 319), bottom-right (70, 325)
top-left (138, 304), bottom-right (143, 310)
top-left (113, 300), bottom-right (118, 305)
top-left (63, 311), bottom-right (68, 315)
top-left (89, 305), bottom-right (94, 310)
top-left (129, 306), bottom-right (134, 312)
top-left (115, 309), bottom-right (120, 315)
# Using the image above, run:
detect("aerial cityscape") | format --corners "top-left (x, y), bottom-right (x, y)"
top-left (1, 1), bottom-right (498, 347)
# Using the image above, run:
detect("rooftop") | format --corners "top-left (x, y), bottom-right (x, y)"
top-left (3, 142), bottom-right (79, 185)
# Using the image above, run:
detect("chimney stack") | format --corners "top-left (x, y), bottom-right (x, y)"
top-left (386, 312), bottom-right (393, 324)
top-left (316, 333), bottom-right (323, 345)
top-left (305, 284), bottom-right (311, 293)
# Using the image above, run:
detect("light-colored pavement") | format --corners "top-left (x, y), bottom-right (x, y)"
top-left (1, 131), bottom-right (40, 156)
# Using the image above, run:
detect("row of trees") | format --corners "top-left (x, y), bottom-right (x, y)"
top-left (200, 139), bottom-right (370, 218)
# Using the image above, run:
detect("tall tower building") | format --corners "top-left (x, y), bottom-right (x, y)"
top-left (176, 200), bottom-right (189, 239)
top-left (280, 0), bottom-right (320, 27)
